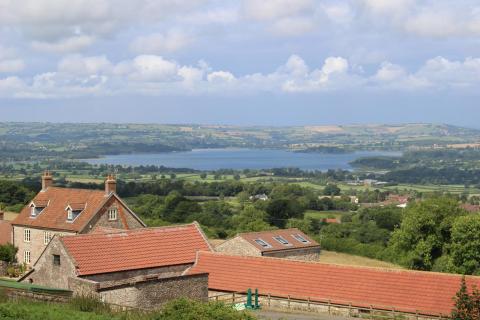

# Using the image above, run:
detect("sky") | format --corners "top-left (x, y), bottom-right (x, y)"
top-left (1, 0), bottom-right (480, 127)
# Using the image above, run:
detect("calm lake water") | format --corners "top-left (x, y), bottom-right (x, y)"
top-left (86, 148), bottom-right (400, 171)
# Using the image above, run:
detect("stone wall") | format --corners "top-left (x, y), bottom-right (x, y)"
top-left (99, 273), bottom-right (208, 309)
top-left (81, 196), bottom-right (144, 233)
top-left (0, 261), bottom-right (7, 276)
top-left (68, 277), bottom-right (100, 297)
top-left (84, 264), bottom-right (190, 282)
top-left (215, 236), bottom-right (261, 256)
top-left (13, 225), bottom-right (75, 267)
top-left (23, 237), bottom-right (77, 289)
top-left (263, 247), bottom-right (321, 261)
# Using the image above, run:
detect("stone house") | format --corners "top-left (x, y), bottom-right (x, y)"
top-left (11, 171), bottom-right (145, 267)
top-left (215, 228), bottom-right (320, 261)
top-left (21, 223), bottom-right (212, 309)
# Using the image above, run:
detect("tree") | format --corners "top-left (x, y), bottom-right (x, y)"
top-left (449, 215), bottom-right (480, 275)
top-left (230, 206), bottom-right (273, 234)
top-left (323, 184), bottom-right (341, 196)
top-left (388, 197), bottom-right (465, 270)
top-left (451, 277), bottom-right (473, 320)
top-left (200, 173), bottom-right (207, 180)
top-left (0, 243), bottom-right (17, 263)
top-left (266, 198), bottom-right (303, 228)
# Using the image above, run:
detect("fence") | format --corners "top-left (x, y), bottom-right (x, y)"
top-left (209, 291), bottom-right (451, 320)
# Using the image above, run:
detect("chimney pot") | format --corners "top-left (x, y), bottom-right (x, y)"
top-left (105, 174), bottom-right (117, 195)
top-left (41, 170), bottom-right (53, 191)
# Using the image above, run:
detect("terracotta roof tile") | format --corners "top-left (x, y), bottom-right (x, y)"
top-left (238, 228), bottom-right (319, 252)
top-left (188, 252), bottom-right (480, 316)
top-left (0, 221), bottom-right (12, 245)
top-left (12, 187), bottom-right (109, 232)
top-left (61, 223), bottom-right (212, 276)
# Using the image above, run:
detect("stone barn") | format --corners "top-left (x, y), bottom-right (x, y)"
top-left (215, 228), bottom-right (320, 261)
top-left (20, 223), bottom-right (212, 309)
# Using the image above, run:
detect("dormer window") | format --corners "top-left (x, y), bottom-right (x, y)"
top-left (108, 208), bottom-right (118, 221)
top-left (30, 204), bottom-right (45, 218)
top-left (66, 203), bottom-right (84, 222)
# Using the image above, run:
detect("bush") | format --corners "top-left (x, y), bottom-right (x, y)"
top-left (150, 298), bottom-right (257, 320)
top-left (69, 295), bottom-right (111, 314)
top-left (0, 244), bottom-right (17, 263)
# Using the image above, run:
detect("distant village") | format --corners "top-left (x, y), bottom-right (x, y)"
top-left (0, 172), bottom-right (478, 318)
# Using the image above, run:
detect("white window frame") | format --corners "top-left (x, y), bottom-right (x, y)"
top-left (108, 208), bottom-right (118, 221)
top-left (67, 208), bottom-right (73, 221)
top-left (24, 250), bottom-right (31, 264)
top-left (44, 231), bottom-right (52, 245)
top-left (24, 229), bottom-right (31, 243)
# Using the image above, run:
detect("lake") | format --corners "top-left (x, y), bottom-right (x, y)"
top-left (85, 148), bottom-right (400, 171)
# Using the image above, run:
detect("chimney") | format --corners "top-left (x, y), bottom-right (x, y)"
top-left (41, 170), bottom-right (53, 191)
top-left (105, 174), bottom-right (116, 195)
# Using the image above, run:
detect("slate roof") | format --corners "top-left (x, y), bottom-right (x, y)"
top-left (12, 187), bottom-right (141, 232)
top-left (61, 223), bottom-right (212, 276)
top-left (188, 251), bottom-right (480, 316)
top-left (237, 228), bottom-right (319, 253)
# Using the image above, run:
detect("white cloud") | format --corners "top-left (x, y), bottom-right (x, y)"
top-left (243, 0), bottom-right (313, 21)
top-left (31, 35), bottom-right (95, 53)
top-left (0, 59), bottom-right (25, 73)
top-left (2, 54), bottom-right (480, 98)
top-left (269, 17), bottom-right (316, 36)
top-left (207, 71), bottom-right (235, 82)
top-left (130, 31), bottom-right (192, 55)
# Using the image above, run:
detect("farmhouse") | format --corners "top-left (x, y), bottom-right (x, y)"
top-left (215, 228), bottom-right (320, 261)
top-left (188, 251), bottom-right (480, 317)
top-left (21, 223), bottom-right (212, 309)
top-left (11, 171), bottom-right (145, 267)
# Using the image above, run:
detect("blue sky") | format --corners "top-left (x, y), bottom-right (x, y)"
top-left (1, 0), bottom-right (480, 127)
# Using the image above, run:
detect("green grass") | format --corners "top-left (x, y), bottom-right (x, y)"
top-left (304, 210), bottom-right (344, 220)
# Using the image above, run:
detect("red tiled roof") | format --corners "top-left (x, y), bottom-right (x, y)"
top-left (13, 187), bottom-right (114, 232)
top-left (322, 218), bottom-right (340, 224)
top-left (238, 228), bottom-right (319, 252)
top-left (61, 223), bottom-right (212, 276)
top-left (188, 252), bottom-right (480, 316)
top-left (461, 204), bottom-right (480, 213)
top-left (0, 220), bottom-right (12, 245)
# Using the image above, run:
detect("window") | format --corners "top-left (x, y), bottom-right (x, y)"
top-left (273, 236), bottom-right (291, 246)
top-left (53, 254), bottom-right (61, 266)
top-left (24, 229), bottom-right (31, 243)
top-left (254, 238), bottom-right (272, 248)
top-left (44, 231), bottom-right (52, 245)
top-left (292, 234), bottom-right (310, 244)
top-left (24, 251), bottom-right (31, 264)
top-left (67, 209), bottom-right (73, 221)
top-left (30, 204), bottom-right (45, 217)
top-left (108, 208), bottom-right (118, 221)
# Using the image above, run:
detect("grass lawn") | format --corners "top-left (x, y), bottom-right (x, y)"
top-left (304, 210), bottom-right (344, 220)
top-left (319, 251), bottom-right (403, 270)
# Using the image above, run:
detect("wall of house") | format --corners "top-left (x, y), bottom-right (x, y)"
top-left (83, 264), bottom-right (191, 282)
top-left (214, 236), bottom-right (261, 256)
top-left (13, 226), bottom-right (75, 267)
top-left (263, 247), bottom-right (321, 261)
top-left (98, 273), bottom-right (209, 309)
top-left (23, 237), bottom-right (77, 289)
top-left (81, 197), bottom-right (143, 234)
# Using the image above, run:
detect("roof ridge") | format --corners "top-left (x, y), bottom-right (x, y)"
top-left (196, 251), bottom-right (480, 279)
top-left (237, 227), bottom-right (300, 236)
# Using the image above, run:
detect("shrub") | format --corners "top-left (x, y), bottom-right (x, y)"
top-left (69, 295), bottom-right (111, 314)
top-left (150, 298), bottom-right (257, 320)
